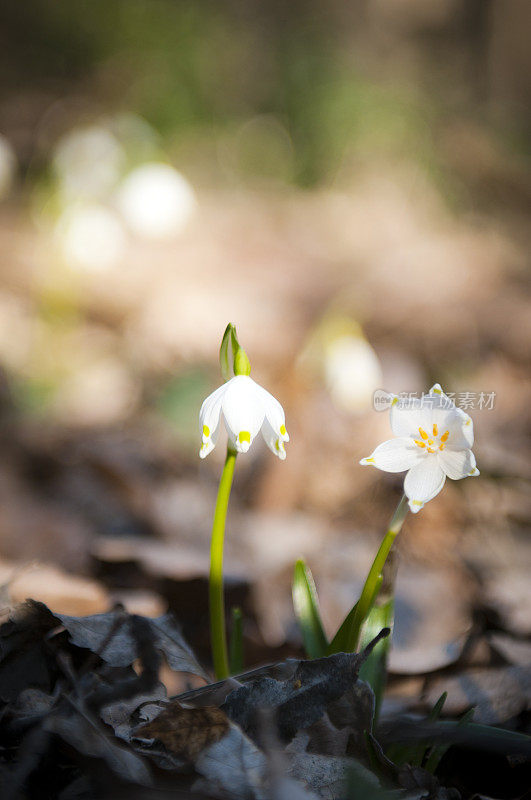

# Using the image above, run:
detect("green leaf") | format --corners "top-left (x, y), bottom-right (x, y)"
top-left (229, 606), bottom-right (243, 675)
top-left (358, 597), bottom-right (393, 720)
top-left (386, 691), bottom-right (449, 768)
top-left (430, 691), bottom-right (448, 720)
top-left (385, 709), bottom-right (531, 774)
top-left (408, 691), bottom-right (447, 767)
top-left (292, 559), bottom-right (328, 658)
top-left (424, 707), bottom-right (473, 773)
top-left (328, 575), bottom-right (383, 655)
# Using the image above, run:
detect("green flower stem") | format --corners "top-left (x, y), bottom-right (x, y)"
top-left (348, 493), bottom-right (409, 651)
top-left (209, 448), bottom-right (237, 679)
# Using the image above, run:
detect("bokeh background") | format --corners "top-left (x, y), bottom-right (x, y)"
top-left (0, 0), bottom-right (530, 698)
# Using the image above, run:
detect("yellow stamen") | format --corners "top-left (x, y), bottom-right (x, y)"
top-left (427, 447), bottom-right (436, 453)
top-left (440, 430), bottom-right (449, 443)
top-left (419, 427), bottom-right (428, 440)
top-left (428, 439), bottom-right (434, 446)
top-left (432, 423), bottom-right (438, 437)
top-left (280, 424), bottom-right (286, 436)
top-left (202, 424), bottom-right (210, 438)
top-left (439, 443), bottom-right (445, 451)
top-left (414, 440), bottom-right (425, 448)
top-left (238, 431), bottom-right (251, 444)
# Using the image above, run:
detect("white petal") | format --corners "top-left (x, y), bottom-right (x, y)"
top-left (444, 410), bottom-right (474, 449)
top-left (360, 438), bottom-right (424, 472)
top-left (429, 384), bottom-right (474, 448)
top-left (404, 458), bottom-right (446, 512)
top-left (261, 416), bottom-right (287, 459)
top-left (438, 448), bottom-right (479, 480)
top-left (199, 383), bottom-right (226, 433)
top-left (199, 383), bottom-right (226, 458)
top-left (254, 383), bottom-right (289, 459)
top-left (389, 397), bottom-right (429, 438)
top-left (255, 384), bottom-right (288, 438)
top-left (221, 375), bottom-right (265, 453)
top-left (390, 389), bottom-right (473, 449)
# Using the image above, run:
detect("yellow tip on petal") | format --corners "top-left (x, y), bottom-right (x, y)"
top-left (280, 424), bottom-right (286, 436)
top-left (391, 397), bottom-right (399, 406)
top-left (202, 424), bottom-right (210, 438)
top-left (432, 388), bottom-right (442, 395)
top-left (238, 431), bottom-right (251, 444)
top-left (409, 499), bottom-right (424, 513)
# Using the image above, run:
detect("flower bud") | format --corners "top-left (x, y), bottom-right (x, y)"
top-left (218, 323), bottom-right (252, 379)
top-left (233, 344), bottom-right (251, 376)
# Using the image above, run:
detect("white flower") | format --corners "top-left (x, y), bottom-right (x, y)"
top-left (199, 375), bottom-right (289, 459)
top-left (360, 383), bottom-right (479, 513)
top-left (116, 163), bottom-right (196, 240)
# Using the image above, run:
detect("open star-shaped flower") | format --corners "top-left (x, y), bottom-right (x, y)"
top-left (199, 375), bottom-right (289, 459)
top-left (360, 383), bottom-right (479, 513)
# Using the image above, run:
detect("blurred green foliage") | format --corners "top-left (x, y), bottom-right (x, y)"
top-left (156, 367), bottom-right (211, 446)
top-left (11, 375), bottom-right (58, 416)
top-left (5, 0), bottom-right (445, 187)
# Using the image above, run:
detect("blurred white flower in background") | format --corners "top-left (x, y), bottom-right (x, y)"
top-left (116, 162), bottom-right (197, 240)
top-left (298, 312), bottom-right (383, 412)
top-left (0, 134), bottom-right (17, 199)
top-left (55, 203), bottom-right (127, 273)
top-left (53, 125), bottom-right (125, 201)
top-left (325, 334), bottom-right (383, 412)
top-left (43, 120), bottom-right (196, 271)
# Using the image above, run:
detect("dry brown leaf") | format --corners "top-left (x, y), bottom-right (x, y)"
top-left (136, 703), bottom-right (230, 761)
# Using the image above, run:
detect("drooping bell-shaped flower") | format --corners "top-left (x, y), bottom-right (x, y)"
top-left (199, 374), bottom-right (289, 459)
top-left (200, 323), bottom-right (289, 460)
top-left (360, 383), bottom-right (479, 513)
